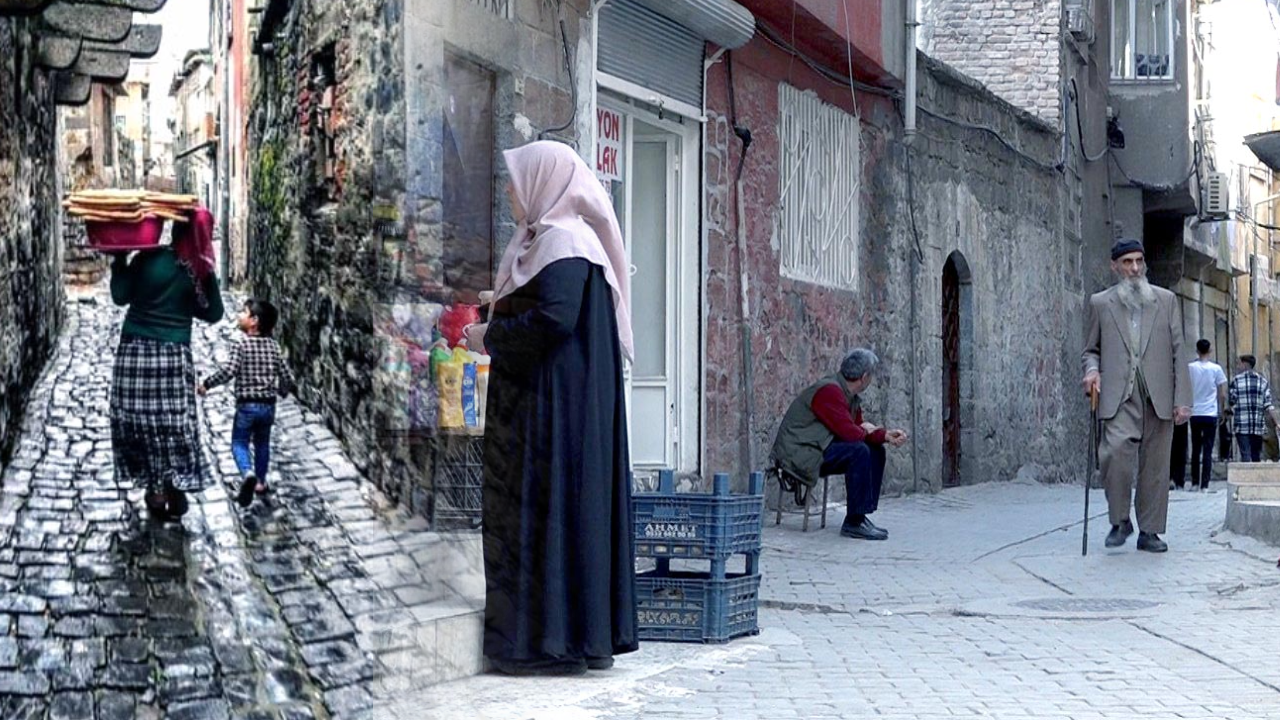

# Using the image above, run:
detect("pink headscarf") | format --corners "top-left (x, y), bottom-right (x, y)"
top-left (173, 207), bottom-right (217, 308)
top-left (496, 141), bottom-right (634, 361)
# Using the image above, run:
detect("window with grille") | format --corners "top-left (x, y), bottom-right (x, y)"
top-left (777, 84), bottom-right (861, 291)
top-left (1112, 0), bottom-right (1174, 80)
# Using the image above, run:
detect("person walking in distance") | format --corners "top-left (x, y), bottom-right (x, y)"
top-left (1228, 354), bottom-right (1279, 462)
top-left (1081, 240), bottom-right (1191, 553)
top-left (1185, 339), bottom-right (1228, 491)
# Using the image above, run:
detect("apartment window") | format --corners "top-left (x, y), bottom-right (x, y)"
top-left (1112, 0), bottom-right (1174, 80)
top-left (441, 53), bottom-right (496, 303)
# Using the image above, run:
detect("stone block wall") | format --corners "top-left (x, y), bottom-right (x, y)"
top-left (919, 0), bottom-right (1064, 126)
top-left (705, 43), bottom-right (1085, 496)
top-left (0, 18), bottom-right (64, 464)
top-left (247, 0), bottom-right (584, 512)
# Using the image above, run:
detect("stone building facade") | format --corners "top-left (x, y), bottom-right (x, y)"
top-left (920, 0), bottom-right (1065, 125)
top-left (245, 0), bottom-right (1100, 509)
top-left (703, 24), bottom-right (1086, 495)
top-left (246, 0), bottom-right (584, 512)
top-left (0, 16), bottom-right (63, 463)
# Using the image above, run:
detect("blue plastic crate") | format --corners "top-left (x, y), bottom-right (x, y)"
top-left (633, 471), bottom-right (765, 560)
top-left (636, 570), bottom-right (761, 643)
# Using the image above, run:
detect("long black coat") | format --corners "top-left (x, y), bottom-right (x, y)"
top-left (481, 258), bottom-right (638, 662)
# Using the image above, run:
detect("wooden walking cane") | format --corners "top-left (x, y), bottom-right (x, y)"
top-left (1083, 385), bottom-right (1099, 556)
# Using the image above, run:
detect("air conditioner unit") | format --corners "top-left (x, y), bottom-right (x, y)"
top-left (1065, 0), bottom-right (1095, 43)
top-left (1204, 171), bottom-right (1229, 217)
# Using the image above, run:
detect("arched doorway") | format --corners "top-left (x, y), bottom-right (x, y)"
top-left (942, 252), bottom-right (974, 487)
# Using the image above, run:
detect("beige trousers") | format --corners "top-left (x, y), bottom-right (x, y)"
top-left (1099, 381), bottom-right (1172, 534)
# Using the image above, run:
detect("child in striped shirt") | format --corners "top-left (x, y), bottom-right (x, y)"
top-left (199, 299), bottom-right (295, 507)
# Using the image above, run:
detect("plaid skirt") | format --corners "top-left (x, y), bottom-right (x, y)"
top-left (110, 335), bottom-right (209, 493)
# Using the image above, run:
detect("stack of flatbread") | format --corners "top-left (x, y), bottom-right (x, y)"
top-left (141, 192), bottom-right (199, 222)
top-left (64, 190), bottom-right (199, 223)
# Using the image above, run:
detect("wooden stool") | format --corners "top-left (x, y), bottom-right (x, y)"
top-left (771, 465), bottom-right (830, 532)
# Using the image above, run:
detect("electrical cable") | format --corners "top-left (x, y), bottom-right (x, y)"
top-left (726, 51), bottom-right (753, 182)
top-left (539, 11), bottom-right (578, 141)
top-left (915, 105), bottom-right (1062, 173)
top-left (905, 144), bottom-right (924, 262)
top-left (1070, 77), bottom-right (1108, 163)
top-left (839, 0), bottom-right (861, 119)
top-left (1109, 140), bottom-right (1200, 192)
top-left (759, 17), bottom-right (1059, 173)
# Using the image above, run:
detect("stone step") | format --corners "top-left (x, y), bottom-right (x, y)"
top-left (1225, 492), bottom-right (1280, 547)
top-left (359, 602), bottom-right (485, 693)
top-left (1226, 463), bottom-right (1280, 484)
top-left (1230, 482), bottom-right (1280, 501)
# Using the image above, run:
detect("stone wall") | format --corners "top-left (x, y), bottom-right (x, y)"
top-left (919, 0), bottom-right (1063, 125)
top-left (705, 43), bottom-right (1085, 496)
top-left (247, 0), bottom-right (585, 513)
top-left (0, 18), bottom-right (64, 464)
top-left (248, 0), bottom-right (409, 500)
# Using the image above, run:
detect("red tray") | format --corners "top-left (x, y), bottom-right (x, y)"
top-left (86, 217), bottom-right (165, 253)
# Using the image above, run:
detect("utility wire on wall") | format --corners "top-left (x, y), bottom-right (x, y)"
top-left (539, 0), bottom-right (578, 143)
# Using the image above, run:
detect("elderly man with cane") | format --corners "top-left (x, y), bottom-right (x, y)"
top-left (1081, 239), bottom-right (1191, 553)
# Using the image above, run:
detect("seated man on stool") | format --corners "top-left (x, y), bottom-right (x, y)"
top-left (770, 349), bottom-right (909, 540)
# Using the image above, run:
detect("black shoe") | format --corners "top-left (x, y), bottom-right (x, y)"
top-left (840, 519), bottom-right (888, 541)
top-left (1105, 520), bottom-right (1134, 548)
top-left (1137, 532), bottom-right (1168, 553)
top-left (237, 474), bottom-right (257, 508)
top-left (165, 486), bottom-right (189, 518)
top-left (586, 657), bottom-right (614, 670)
top-left (144, 492), bottom-right (170, 521)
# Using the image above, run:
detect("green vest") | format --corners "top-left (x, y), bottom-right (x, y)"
top-left (770, 374), bottom-right (860, 488)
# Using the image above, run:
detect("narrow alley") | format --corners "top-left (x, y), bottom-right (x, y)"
top-left (0, 289), bottom-right (482, 720)
top-left (4, 0), bottom-right (1280, 718)
top-left (4, 289), bottom-right (1279, 720)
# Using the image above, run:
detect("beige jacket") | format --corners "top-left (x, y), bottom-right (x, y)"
top-left (1081, 284), bottom-right (1192, 421)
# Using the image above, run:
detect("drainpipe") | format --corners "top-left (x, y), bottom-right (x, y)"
top-left (904, 0), bottom-right (918, 143)
top-left (590, 0), bottom-right (609, 155)
top-left (1198, 257), bottom-right (1213, 342)
top-left (1251, 192), bottom-right (1280, 354)
top-left (905, 0), bottom-right (921, 492)
top-left (702, 45), bottom-right (726, 478)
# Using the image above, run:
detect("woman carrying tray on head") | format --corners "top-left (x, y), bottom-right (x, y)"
top-left (108, 207), bottom-right (224, 522)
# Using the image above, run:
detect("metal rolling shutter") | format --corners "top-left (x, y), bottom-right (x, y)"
top-left (598, 0), bottom-right (705, 111)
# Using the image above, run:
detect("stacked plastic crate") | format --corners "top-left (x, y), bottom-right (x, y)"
top-left (632, 470), bottom-right (765, 643)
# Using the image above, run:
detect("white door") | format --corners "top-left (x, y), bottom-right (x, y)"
top-left (628, 131), bottom-right (678, 468)
top-left (603, 108), bottom-right (683, 470)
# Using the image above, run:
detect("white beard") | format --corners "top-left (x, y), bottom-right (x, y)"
top-left (1115, 276), bottom-right (1155, 308)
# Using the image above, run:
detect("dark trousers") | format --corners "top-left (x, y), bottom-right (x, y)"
top-left (820, 441), bottom-right (886, 523)
top-left (232, 403), bottom-right (276, 480)
top-left (1170, 423), bottom-right (1188, 488)
top-left (1189, 416), bottom-right (1216, 489)
top-left (1237, 433), bottom-right (1264, 463)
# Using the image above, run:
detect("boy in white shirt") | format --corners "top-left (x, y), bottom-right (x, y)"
top-left (1186, 339), bottom-right (1228, 491)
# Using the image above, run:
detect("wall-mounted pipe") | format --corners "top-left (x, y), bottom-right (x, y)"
top-left (904, 0), bottom-right (918, 144)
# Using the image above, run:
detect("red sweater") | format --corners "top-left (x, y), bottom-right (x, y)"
top-left (811, 384), bottom-right (887, 445)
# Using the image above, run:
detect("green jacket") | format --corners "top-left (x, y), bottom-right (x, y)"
top-left (110, 250), bottom-right (224, 344)
top-left (771, 374), bottom-right (859, 488)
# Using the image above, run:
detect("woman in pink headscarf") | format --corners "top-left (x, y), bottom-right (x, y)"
top-left (465, 140), bottom-right (637, 676)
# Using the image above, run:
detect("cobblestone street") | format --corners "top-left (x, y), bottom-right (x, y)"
top-left (0, 292), bottom-right (482, 720)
